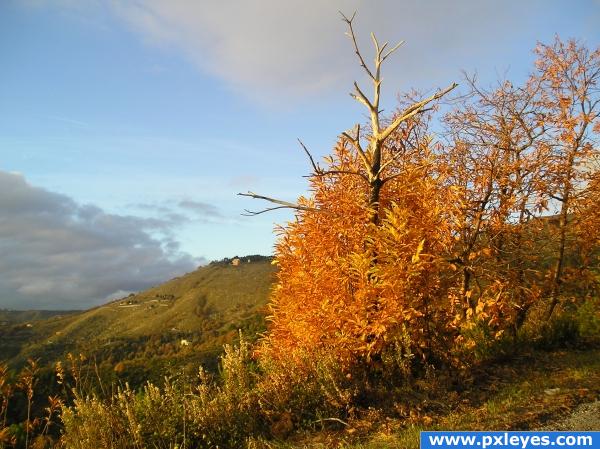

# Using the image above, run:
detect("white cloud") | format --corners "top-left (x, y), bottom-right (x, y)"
top-left (108, 0), bottom-right (354, 100)
top-left (106, 0), bottom-right (590, 102)
top-left (24, 0), bottom-right (600, 103)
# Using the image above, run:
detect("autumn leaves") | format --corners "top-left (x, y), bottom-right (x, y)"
top-left (250, 32), bottom-right (599, 373)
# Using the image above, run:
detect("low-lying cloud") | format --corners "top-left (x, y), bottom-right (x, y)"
top-left (0, 170), bottom-right (204, 310)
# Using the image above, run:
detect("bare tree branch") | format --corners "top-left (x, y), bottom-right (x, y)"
top-left (340, 11), bottom-right (375, 80)
top-left (307, 169), bottom-right (370, 182)
top-left (242, 206), bottom-right (295, 216)
top-left (299, 136), bottom-right (369, 182)
top-left (238, 192), bottom-right (321, 215)
top-left (382, 40), bottom-right (404, 62)
top-left (351, 82), bottom-right (374, 110)
top-left (379, 83), bottom-right (458, 142)
top-left (377, 149), bottom-right (406, 176)
top-left (341, 124), bottom-right (372, 175)
top-left (297, 138), bottom-right (320, 174)
top-left (240, 12), bottom-right (456, 225)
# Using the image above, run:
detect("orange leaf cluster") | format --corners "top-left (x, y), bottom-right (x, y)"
top-left (255, 37), bottom-right (600, 372)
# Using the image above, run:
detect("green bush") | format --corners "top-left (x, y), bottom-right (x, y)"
top-left (59, 334), bottom-right (363, 448)
top-left (455, 320), bottom-right (516, 364)
top-left (256, 350), bottom-right (356, 432)
top-left (576, 297), bottom-right (600, 339)
top-left (60, 335), bottom-right (263, 449)
top-left (533, 314), bottom-right (581, 350)
top-left (529, 297), bottom-right (600, 350)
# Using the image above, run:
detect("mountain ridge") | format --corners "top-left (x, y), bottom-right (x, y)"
top-left (0, 255), bottom-right (276, 374)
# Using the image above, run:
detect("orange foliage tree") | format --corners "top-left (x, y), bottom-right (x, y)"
top-left (241, 26), bottom-right (599, 372)
top-left (531, 38), bottom-right (600, 319)
top-left (441, 75), bottom-right (549, 337)
top-left (263, 134), bottom-right (459, 366)
top-left (243, 15), bottom-right (458, 368)
top-left (571, 166), bottom-right (600, 299)
top-left (436, 37), bottom-right (600, 336)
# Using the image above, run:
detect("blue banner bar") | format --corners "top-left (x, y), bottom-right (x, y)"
top-left (421, 431), bottom-right (600, 449)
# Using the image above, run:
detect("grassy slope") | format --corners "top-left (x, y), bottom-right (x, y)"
top-left (58, 258), bottom-right (275, 338)
top-left (1, 258), bottom-right (276, 368)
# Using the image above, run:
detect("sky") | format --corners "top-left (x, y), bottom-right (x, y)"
top-left (1, 0), bottom-right (599, 309)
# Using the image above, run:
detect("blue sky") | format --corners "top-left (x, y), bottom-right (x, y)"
top-left (1, 0), bottom-right (599, 309)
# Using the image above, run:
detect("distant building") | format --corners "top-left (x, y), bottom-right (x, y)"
top-left (231, 258), bottom-right (240, 266)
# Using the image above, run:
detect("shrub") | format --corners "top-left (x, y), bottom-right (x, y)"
top-left (60, 334), bottom-right (263, 449)
top-left (576, 296), bottom-right (600, 340)
top-left (533, 314), bottom-right (581, 350)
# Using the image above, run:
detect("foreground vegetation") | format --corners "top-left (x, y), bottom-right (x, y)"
top-left (1, 317), bottom-right (599, 449)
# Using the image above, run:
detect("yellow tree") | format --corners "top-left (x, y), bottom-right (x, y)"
top-left (441, 75), bottom-right (548, 335)
top-left (532, 38), bottom-right (600, 319)
top-left (242, 14), bottom-right (457, 367)
top-left (568, 160), bottom-right (600, 300)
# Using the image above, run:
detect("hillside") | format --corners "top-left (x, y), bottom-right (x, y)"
top-left (0, 256), bottom-right (277, 376)
top-left (0, 309), bottom-right (77, 326)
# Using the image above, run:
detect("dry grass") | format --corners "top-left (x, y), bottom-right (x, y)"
top-left (252, 348), bottom-right (600, 449)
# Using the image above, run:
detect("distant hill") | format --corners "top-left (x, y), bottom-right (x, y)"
top-left (0, 309), bottom-right (78, 326)
top-left (0, 256), bottom-right (277, 381)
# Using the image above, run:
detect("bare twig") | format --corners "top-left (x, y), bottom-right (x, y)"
top-left (351, 81), bottom-right (374, 110)
top-left (298, 138), bottom-right (368, 181)
top-left (377, 149), bottom-right (406, 176)
top-left (241, 206), bottom-right (294, 216)
top-left (313, 417), bottom-right (349, 427)
top-left (307, 169), bottom-right (369, 182)
top-left (340, 11), bottom-right (375, 80)
top-left (379, 82), bottom-right (458, 142)
top-left (341, 124), bottom-right (372, 175)
top-left (298, 138), bottom-right (320, 174)
top-left (238, 192), bottom-right (321, 216)
top-left (382, 40), bottom-right (404, 61)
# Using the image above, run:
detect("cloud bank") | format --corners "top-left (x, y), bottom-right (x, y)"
top-left (25, 1), bottom-right (600, 103)
top-left (107, 0), bottom-right (595, 101)
top-left (0, 170), bottom-right (204, 310)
